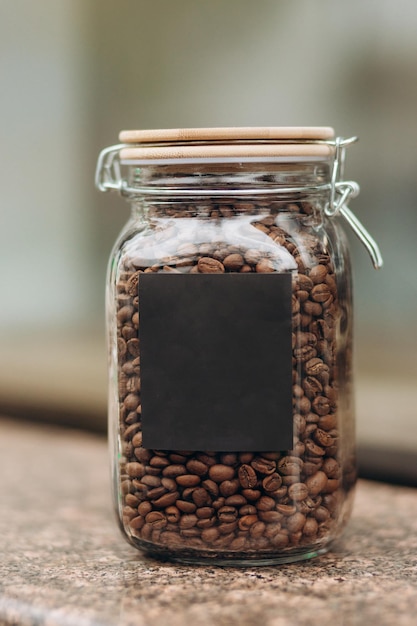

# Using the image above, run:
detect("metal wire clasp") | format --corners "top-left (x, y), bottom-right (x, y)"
top-left (326, 137), bottom-right (383, 269)
top-left (95, 144), bottom-right (126, 193)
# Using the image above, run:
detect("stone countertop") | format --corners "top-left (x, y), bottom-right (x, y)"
top-left (0, 417), bottom-right (416, 626)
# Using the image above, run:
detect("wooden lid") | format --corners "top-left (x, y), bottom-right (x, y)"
top-left (118, 126), bottom-right (336, 162)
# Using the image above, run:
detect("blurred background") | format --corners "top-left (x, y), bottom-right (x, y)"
top-left (1, 0), bottom-right (416, 483)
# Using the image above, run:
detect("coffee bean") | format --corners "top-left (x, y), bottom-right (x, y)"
top-left (165, 506), bottom-right (181, 523)
top-left (306, 471), bottom-right (328, 496)
top-left (145, 511), bottom-right (167, 529)
top-left (241, 488), bottom-right (261, 502)
top-left (249, 521), bottom-right (266, 538)
top-left (238, 515), bottom-right (258, 530)
top-left (208, 464), bottom-right (235, 482)
top-left (186, 459), bottom-right (209, 476)
top-left (197, 257), bottom-right (225, 273)
top-left (239, 504), bottom-right (257, 516)
top-left (238, 464), bottom-right (258, 488)
top-left (286, 512), bottom-right (306, 533)
top-left (303, 517), bottom-right (319, 537)
top-left (277, 456), bottom-right (303, 476)
top-left (219, 479), bottom-right (239, 497)
top-left (322, 458), bottom-right (340, 479)
top-left (176, 500), bottom-right (197, 514)
top-left (256, 496), bottom-right (276, 511)
top-left (141, 474), bottom-right (161, 488)
top-left (196, 506), bottom-right (214, 519)
top-left (147, 487), bottom-right (166, 500)
top-left (218, 506), bottom-right (238, 523)
top-left (192, 488), bottom-right (212, 508)
top-left (262, 473), bottom-right (282, 492)
top-left (179, 514), bottom-right (198, 529)
top-left (225, 494), bottom-right (247, 507)
top-left (201, 527), bottom-right (220, 543)
top-left (258, 510), bottom-right (283, 523)
top-left (255, 258), bottom-right (275, 273)
top-left (176, 474), bottom-right (201, 487)
top-left (201, 479), bottom-right (219, 497)
top-left (288, 482), bottom-right (309, 502)
top-left (223, 253), bottom-right (245, 271)
top-left (162, 465), bottom-right (187, 478)
top-left (251, 457), bottom-right (276, 475)
top-left (153, 492), bottom-right (180, 508)
top-left (313, 428), bottom-right (335, 448)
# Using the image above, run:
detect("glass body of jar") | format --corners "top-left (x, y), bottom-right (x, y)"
top-left (106, 159), bottom-right (356, 565)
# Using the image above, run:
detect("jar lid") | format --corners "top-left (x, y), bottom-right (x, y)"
top-left (118, 126), bottom-right (335, 163)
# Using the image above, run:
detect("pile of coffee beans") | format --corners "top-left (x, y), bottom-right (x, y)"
top-left (113, 199), bottom-right (356, 560)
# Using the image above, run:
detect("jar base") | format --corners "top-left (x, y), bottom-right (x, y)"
top-left (134, 538), bottom-right (331, 567)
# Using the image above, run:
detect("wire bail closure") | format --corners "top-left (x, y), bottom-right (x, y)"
top-left (325, 137), bottom-right (383, 269)
top-left (95, 136), bottom-right (383, 269)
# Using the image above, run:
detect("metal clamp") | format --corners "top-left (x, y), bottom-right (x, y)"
top-left (95, 144), bottom-right (126, 193)
top-left (325, 137), bottom-right (383, 269)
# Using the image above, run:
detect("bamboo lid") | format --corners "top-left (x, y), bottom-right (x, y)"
top-left (119, 127), bottom-right (336, 163)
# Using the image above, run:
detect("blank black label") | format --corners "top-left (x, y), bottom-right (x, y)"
top-left (139, 273), bottom-right (293, 451)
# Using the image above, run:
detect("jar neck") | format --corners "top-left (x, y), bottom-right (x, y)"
top-left (126, 161), bottom-right (332, 220)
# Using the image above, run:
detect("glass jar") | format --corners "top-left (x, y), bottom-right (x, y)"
top-left (96, 127), bottom-right (382, 565)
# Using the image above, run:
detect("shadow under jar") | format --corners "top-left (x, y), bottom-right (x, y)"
top-left (97, 127), bottom-right (377, 565)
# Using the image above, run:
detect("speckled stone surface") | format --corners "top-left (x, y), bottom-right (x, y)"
top-left (0, 417), bottom-right (416, 626)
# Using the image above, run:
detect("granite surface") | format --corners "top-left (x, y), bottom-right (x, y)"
top-left (0, 417), bottom-right (416, 626)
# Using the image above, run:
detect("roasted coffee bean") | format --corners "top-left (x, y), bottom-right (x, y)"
top-left (258, 510), bottom-right (283, 523)
top-left (179, 514), bottom-right (198, 529)
top-left (145, 511), bottom-right (167, 529)
top-left (125, 462), bottom-right (145, 478)
top-left (176, 500), bottom-right (197, 514)
top-left (129, 516), bottom-right (145, 531)
top-left (238, 464), bottom-right (258, 488)
top-left (141, 475), bottom-right (161, 488)
top-left (218, 506), bottom-right (238, 523)
top-left (197, 257), bottom-right (225, 273)
top-left (201, 479), bottom-right (219, 497)
top-left (288, 482), bottom-right (309, 502)
top-left (208, 464), bottom-right (235, 482)
top-left (262, 473), bottom-right (282, 492)
top-left (256, 496), bottom-right (276, 511)
top-left (147, 487), bottom-right (167, 500)
top-left (303, 517), bottom-right (319, 537)
top-left (322, 458), bottom-right (340, 479)
top-left (219, 522), bottom-right (239, 537)
top-left (162, 464), bottom-right (187, 478)
top-left (251, 457), bottom-right (276, 475)
top-left (277, 456), bottom-right (303, 476)
top-left (153, 492), bottom-right (180, 508)
top-left (176, 474), bottom-right (201, 487)
top-left (286, 512), bottom-right (306, 533)
top-left (306, 471), bottom-right (328, 496)
top-left (223, 253), bottom-right (245, 271)
top-left (225, 494), bottom-right (247, 507)
top-left (314, 428), bottom-right (335, 448)
top-left (241, 488), bottom-right (261, 502)
top-left (238, 515), bottom-right (258, 531)
top-left (165, 506), bottom-right (181, 523)
top-left (192, 488), bottom-right (212, 507)
top-left (186, 459), bottom-right (209, 476)
top-left (201, 527), bottom-right (220, 543)
top-left (219, 479), bottom-right (239, 497)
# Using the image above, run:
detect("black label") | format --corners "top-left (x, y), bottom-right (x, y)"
top-left (139, 273), bottom-right (293, 451)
